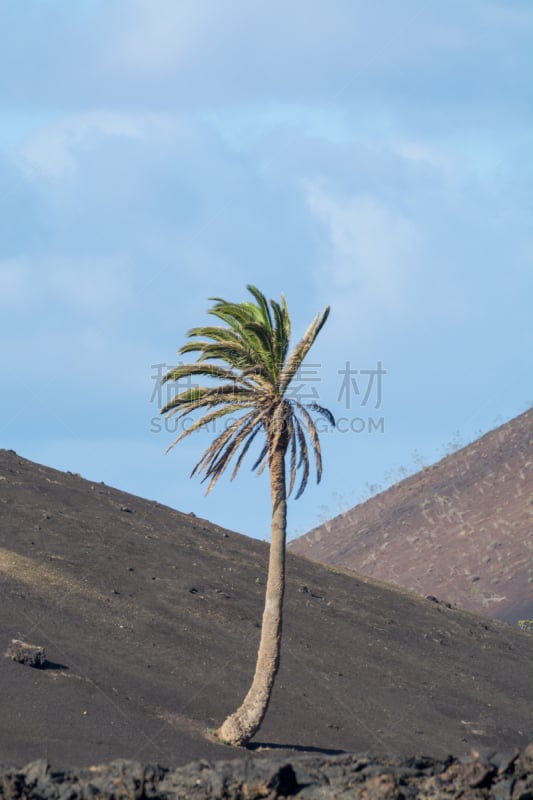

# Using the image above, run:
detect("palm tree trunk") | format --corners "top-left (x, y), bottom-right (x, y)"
top-left (216, 443), bottom-right (287, 746)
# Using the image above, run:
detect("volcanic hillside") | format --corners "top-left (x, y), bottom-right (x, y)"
top-left (290, 409), bottom-right (533, 624)
top-left (0, 448), bottom-right (532, 770)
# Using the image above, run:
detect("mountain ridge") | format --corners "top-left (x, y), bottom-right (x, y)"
top-left (290, 408), bottom-right (533, 623)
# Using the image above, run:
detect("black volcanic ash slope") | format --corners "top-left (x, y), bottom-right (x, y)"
top-left (0, 448), bottom-right (531, 769)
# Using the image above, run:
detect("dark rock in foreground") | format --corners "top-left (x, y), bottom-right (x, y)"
top-left (4, 640), bottom-right (46, 669)
top-left (1, 745), bottom-right (532, 799)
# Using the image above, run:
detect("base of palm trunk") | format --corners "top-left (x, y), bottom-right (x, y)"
top-left (215, 714), bottom-right (255, 747)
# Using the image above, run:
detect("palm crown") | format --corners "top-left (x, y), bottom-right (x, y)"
top-left (161, 285), bottom-right (335, 498)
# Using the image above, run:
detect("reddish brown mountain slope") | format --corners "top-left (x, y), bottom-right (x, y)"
top-left (290, 409), bottom-right (533, 624)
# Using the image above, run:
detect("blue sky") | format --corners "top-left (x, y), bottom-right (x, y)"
top-left (1, 0), bottom-right (531, 541)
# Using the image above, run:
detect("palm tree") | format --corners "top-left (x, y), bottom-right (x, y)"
top-left (160, 285), bottom-right (334, 746)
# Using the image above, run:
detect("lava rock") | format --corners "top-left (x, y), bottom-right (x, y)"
top-left (4, 639), bottom-right (46, 668)
top-left (0, 745), bottom-right (532, 799)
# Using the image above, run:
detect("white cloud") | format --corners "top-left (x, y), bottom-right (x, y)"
top-left (107, 0), bottom-right (214, 77)
top-left (1, 0), bottom-right (530, 127)
top-left (390, 141), bottom-right (457, 176)
top-left (17, 111), bottom-right (149, 180)
top-left (307, 185), bottom-right (423, 312)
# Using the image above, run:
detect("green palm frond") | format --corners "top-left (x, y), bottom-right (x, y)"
top-left (162, 362), bottom-right (241, 385)
top-left (161, 286), bottom-right (334, 497)
top-left (180, 330), bottom-right (261, 374)
top-left (246, 285), bottom-right (273, 332)
top-left (161, 383), bottom-right (255, 416)
top-left (270, 297), bottom-right (291, 372)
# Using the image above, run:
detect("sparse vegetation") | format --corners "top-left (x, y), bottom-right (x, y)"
top-left (347, 416), bottom-right (521, 507)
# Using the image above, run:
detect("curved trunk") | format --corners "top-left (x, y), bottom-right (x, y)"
top-left (216, 443), bottom-right (287, 746)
